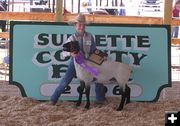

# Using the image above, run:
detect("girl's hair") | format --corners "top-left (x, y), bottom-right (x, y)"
top-left (175, 0), bottom-right (180, 5)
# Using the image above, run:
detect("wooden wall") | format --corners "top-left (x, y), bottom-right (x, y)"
top-left (0, 12), bottom-right (179, 45)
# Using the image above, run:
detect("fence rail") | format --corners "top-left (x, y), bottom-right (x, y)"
top-left (0, 12), bottom-right (55, 21)
top-left (0, 12), bottom-right (180, 45)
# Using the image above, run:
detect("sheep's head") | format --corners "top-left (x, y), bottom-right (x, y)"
top-left (63, 41), bottom-right (80, 54)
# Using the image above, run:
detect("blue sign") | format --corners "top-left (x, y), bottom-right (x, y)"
top-left (10, 21), bottom-right (171, 101)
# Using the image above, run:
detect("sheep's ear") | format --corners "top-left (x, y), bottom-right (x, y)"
top-left (62, 42), bottom-right (67, 48)
top-left (73, 41), bottom-right (79, 45)
top-left (71, 41), bottom-right (80, 52)
top-left (62, 43), bottom-right (70, 52)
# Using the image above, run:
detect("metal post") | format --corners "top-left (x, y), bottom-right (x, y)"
top-left (7, 0), bottom-right (10, 11)
top-left (48, 0), bottom-right (50, 9)
top-left (78, 0), bottom-right (80, 13)
top-left (52, 0), bottom-right (55, 13)
top-left (72, 0), bottom-right (73, 12)
top-left (30, 0), bottom-right (33, 5)
top-left (11, 0), bottom-right (14, 11)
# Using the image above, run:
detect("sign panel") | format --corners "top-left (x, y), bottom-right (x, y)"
top-left (10, 21), bottom-right (171, 101)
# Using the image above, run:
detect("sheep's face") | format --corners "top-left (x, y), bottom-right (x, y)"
top-left (63, 41), bottom-right (80, 54)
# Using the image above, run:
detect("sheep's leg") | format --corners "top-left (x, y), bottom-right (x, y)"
top-left (117, 85), bottom-right (131, 111)
top-left (125, 85), bottom-right (131, 104)
top-left (117, 91), bottom-right (126, 111)
top-left (76, 81), bottom-right (85, 107)
top-left (84, 85), bottom-right (90, 109)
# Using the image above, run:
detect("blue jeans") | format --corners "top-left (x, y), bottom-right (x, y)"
top-left (95, 83), bottom-right (106, 101)
top-left (50, 58), bottom-right (106, 103)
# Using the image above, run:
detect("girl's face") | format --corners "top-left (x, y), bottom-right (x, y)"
top-left (175, 3), bottom-right (180, 10)
top-left (74, 23), bottom-right (86, 35)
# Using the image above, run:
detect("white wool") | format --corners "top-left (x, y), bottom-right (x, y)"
top-left (74, 58), bottom-right (132, 92)
top-left (61, 51), bottom-right (71, 58)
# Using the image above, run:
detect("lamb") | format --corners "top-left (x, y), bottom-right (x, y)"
top-left (63, 41), bottom-right (132, 111)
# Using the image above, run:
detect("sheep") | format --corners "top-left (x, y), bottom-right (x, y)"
top-left (63, 41), bottom-right (132, 111)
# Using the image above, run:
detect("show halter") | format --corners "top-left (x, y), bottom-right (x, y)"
top-left (75, 52), bottom-right (99, 77)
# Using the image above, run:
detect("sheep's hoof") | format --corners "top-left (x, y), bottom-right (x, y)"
top-left (85, 104), bottom-right (90, 109)
top-left (85, 106), bottom-right (90, 110)
top-left (76, 102), bottom-right (81, 107)
top-left (116, 108), bottom-right (122, 111)
top-left (116, 107), bottom-right (123, 111)
top-left (126, 100), bottom-right (130, 104)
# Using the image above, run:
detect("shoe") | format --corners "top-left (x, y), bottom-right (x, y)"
top-left (49, 101), bottom-right (56, 105)
top-left (95, 98), bottom-right (108, 105)
top-left (95, 101), bottom-right (105, 105)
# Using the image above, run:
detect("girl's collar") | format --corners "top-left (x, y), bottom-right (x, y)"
top-left (75, 31), bottom-right (87, 36)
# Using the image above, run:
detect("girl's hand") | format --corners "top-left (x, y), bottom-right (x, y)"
top-left (103, 56), bottom-right (108, 60)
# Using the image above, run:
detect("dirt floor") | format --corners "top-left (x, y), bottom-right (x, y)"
top-left (0, 80), bottom-right (179, 126)
top-left (0, 95), bottom-right (179, 126)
